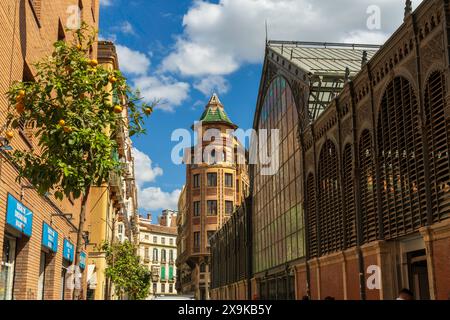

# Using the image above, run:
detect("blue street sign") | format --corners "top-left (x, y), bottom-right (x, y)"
top-left (42, 223), bottom-right (58, 252)
top-left (79, 251), bottom-right (87, 269)
top-left (6, 193), bottom-right (33, 237)
top-left (63, 239), bottom-right (74, 262)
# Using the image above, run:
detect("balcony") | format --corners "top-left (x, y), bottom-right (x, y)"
top-left (109, 171), bottom-right (125, 209)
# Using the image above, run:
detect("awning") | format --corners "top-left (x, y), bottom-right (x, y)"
top-left (87, 264), bottom-right (98, 290)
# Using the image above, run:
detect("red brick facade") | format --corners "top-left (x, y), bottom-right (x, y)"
top-left (0, 0), bottom-right (99, 300)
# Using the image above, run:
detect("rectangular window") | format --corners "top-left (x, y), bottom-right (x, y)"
top-left (207, 200), bottom-right (217, 216)
top-left (161, 237), bottom-right (165, 245)
top-left (144, 248), bottom-right (149, 259)
top-left (60, 260), bottom-right (70, 300)
top-left (0, 235), bottom-right (16, 300)
top-left (161, 283), bottom-right (165, 293)
top-left (225, 201), bottom-right (234, 215)
top-left (193, 174), bottom-right (200, 188)
top-left (37, 251), bottom-right (46, 300)
top-left (193, 232), bottom-right (200, 252)
top-left (207, 173), bottom-right (217, 187)
top-left (169, 266), bottom-right (174, 281)
top-left (225, 173), bottom-right (233, 187)
top-left (169, 284), bottom-right (173, 293)
top-left (193, 201), bottom-right (201, 217)
top-left (153, 236), bottom-right (157, 243)
top-left (161, 266), bottom-right (166, 281)
top-left (153, 283), bottom-right (157, 294)
top-left (169, 238), bottom-right (174, 246)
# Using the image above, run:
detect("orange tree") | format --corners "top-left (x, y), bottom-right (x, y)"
top-left (5, 24), bottom-right (154, 287)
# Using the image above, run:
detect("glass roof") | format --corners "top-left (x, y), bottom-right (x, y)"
top-left (267, 41), bottom-right (380, 121)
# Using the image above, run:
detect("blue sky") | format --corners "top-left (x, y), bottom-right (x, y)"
top-left (98, 0), bottom-right (422, 220)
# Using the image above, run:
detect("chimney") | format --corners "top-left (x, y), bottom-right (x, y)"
top-left (146, 213), bottom-right (152, 222)
top-left (404, 0), bottom-right (412, 21)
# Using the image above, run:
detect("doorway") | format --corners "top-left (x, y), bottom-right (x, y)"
top-left (407, 250), bottom-right (430, 300)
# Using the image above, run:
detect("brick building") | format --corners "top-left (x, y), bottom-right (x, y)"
top-left (211, 0), bottom-right (450, 300)
top-left (0, 0), bottom-right (99, 300)
top-left (176, 94), bottom-right (249, 300)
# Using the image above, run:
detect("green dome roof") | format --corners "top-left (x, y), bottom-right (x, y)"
top-left (198, 93), bottom-right (237, 129)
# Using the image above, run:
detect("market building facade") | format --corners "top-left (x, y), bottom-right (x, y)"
top-left (0, 0), bottom-right (99, 300)
top-left (211, 0), bottom-right (450, 300)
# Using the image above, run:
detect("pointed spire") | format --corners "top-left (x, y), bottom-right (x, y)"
top-left (344, 67), bottom-right (351, 83)
top-left (404, 0), bottom-right (412, 21)
top-left (199, 93), bottom-right (237, 129)
top-left (206, 93), bottom-right (223, 108)
top-left (361, 50), bottom-right (368, 67)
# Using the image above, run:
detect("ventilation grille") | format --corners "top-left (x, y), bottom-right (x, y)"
top-left (343, 144), bottom-right (357, 247)
top-left (425, 71), bottom-right (450, 223)
top-left (377, 77), bottom-right (427, 239)
top-left (318, 140), bottom-right (344, 254)
top-left (306, 174), bottom-right (318, 258)
top-left (360, 130), bottom-right (378, 242)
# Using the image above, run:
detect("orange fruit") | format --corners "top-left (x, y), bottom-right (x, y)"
top-left (76, 44), bottom-right (82, 50)
top-left (63, 126), bottom-right (72, 133)
top-left (5, 131), bottom-right (14, 140)
top-left (17, 90), bottom-right (25, 97)
top-left (109, 76), bottom-right (117, 84)
top-left (59, 120), bottom-right (66, 127)
top-left (89, 59), bottom-right (98, 67)
top-left (15, 103), bottom-right (25, 114)
top-left (144, 107), bottom-right (153, 115)
top-left (114, 105), bottom-right (123, 114)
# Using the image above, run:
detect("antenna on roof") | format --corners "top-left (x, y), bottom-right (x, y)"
top-left (265, 20), bottom-right (268, 45)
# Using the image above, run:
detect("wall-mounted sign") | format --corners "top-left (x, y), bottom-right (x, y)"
top-left (63, 239), bottom-right (74, 263)
top-left (79, 251), bottom-right (87, 269)
top-left (6, 193), bottom-right (33, 237)
top-left (42, 223), bottom-right (58, 252)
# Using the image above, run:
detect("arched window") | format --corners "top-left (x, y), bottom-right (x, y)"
top-left (161, 249), bottom-right (166, 262)
top-left (153, 248), bottom-right (158, 261)
top-left (377, 76), bottom-right (427, 238)
top-left (343, 144), bottom-right (356, 247)
top-left (359, 130), bottom-right (378, 243)
top-left (306, 174), bottom-right (318, 257)
top-left (424, 71), bottom-right (450, 222)
top-left (318, 140), bottom-right (344, 255)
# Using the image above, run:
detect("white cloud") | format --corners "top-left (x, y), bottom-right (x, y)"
top-left (162, 40), bottom-right (239, 76)
top-left (133, 76), bottom-right (190, 112)
top-left (116, 45), bottom-right (151, 76)
top-left (131, 148), bottom-right (180, 211)
top-left (162, 0), bottom-right (423, 77)
top-left (132, 148), bottom-right (163, 188)
top-left (138, 187), bottom-right (181, 212)
top-left (119, 21), bottom-right (135, 35)
top-left (194, 75), bottom-right (229, 96)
